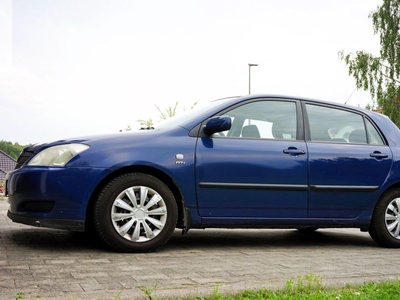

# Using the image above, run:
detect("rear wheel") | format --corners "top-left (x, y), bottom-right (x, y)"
top-left (93, 173), bottom-right (178, 252)
top-left (369, 188), bottom-right (400, 248)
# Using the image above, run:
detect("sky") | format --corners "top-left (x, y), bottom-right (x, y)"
top-left (0, 0), bottom-right (383, 145)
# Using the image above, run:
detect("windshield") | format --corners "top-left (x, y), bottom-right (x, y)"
top-left (148, 96), bottom-right (239, 130)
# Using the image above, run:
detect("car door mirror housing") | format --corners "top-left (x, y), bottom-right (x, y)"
top-left (202, 116), bottom-right (231, 136)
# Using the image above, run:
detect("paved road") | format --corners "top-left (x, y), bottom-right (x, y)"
top-left (1, 198), bottom-right (400, 299)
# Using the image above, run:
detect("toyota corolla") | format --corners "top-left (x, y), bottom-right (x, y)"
top-left (5, 95), bottom-right (400, 252)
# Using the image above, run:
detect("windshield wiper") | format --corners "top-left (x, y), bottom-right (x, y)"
top-left (139, 126), bottom-right (155, 130)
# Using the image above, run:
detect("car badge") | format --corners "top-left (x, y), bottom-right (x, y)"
top-left (175, 154), bottom-right (185, 165)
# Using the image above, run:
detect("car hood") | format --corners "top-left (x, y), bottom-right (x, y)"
top-left (47, 126), bottom-right (187, 147)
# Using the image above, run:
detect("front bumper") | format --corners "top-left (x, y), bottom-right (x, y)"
top-left (6, 166), bottom-right (113, 231)
top-left (7, 210), bottom-right (85, 231)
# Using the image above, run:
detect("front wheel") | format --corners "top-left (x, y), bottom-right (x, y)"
top-left (369, 188), bottom-right (400, 248)
top-left (93, 173), bottom-right (178, 252)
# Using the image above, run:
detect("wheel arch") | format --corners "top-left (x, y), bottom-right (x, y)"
top-left (85, 165), bottom-right (187, 231)
top-left (375, 182), bottom-right (400, 205)
top-left (369, 182), bottom-right (400, 222)
top-left (369, 184), bottom-right (400, 247)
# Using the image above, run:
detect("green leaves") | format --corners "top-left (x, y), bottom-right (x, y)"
top-left (136, 101), bottom-right (198, 128)
top-left (0, 140), bottom-right (26, 160)
top-left (340, 0), bottom-right (400, 126)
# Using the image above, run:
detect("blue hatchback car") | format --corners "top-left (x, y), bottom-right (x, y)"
top-left (6, 95), bottom-right (400, 252)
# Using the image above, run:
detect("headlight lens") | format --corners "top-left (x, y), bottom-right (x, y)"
top-left (27, 144), bottom-right (90, 167)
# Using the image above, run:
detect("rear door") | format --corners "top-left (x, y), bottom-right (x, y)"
top-left (304, 103), bottom-right (392, 218)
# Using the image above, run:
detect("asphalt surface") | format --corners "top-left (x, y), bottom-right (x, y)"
top-left (1, 198), bottom-right (400, 300)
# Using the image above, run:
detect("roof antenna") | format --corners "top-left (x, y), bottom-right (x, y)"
top-left (344, 87), bottom-right (357, 104)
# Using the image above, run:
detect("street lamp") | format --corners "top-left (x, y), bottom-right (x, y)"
top-left (248, 63), bottom-right (258, 94)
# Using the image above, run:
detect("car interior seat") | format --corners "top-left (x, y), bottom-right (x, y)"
top-left (241, 125), bottom-right (261, 138)
top-left (349, 129), bottom-right (367, 144)
top-left (272, 120), bottom-right (296, 140)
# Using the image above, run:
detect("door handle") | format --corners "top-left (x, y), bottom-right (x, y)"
top-left (370, 151), bottom-right (388, 159)
top-left (283, 147), bottom-right (305, 156)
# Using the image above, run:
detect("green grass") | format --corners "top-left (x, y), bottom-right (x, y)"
top-left (13, 275), bottom-right (400, 299)
top-left (194, 275), bottom-right (400, 300)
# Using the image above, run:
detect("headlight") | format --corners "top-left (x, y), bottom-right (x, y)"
top-left (27, 144), bottom-right (90, 167)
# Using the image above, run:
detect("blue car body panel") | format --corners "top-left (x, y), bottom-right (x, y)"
top-left (7, 167), bottom-right (113, 221)
top-left (307, 142), bottom-right (393, 218)
top-left (6, 94), bottom-right (400, 233)
top-left (196, 138), bottom-right (308, 218)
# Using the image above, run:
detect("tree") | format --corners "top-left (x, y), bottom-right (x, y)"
top-left (339, 0), bottom-right (400, 126)
top-left (136, 118), bottom-right (154, 128)
top-left (137, 102), bottom-right (180, 128)
top-left (136, 101), bottom-right (198, 128)
top-left (156, 101), bottom-right (180, 120)
top-left (0, 140), bottom-right (26, 159)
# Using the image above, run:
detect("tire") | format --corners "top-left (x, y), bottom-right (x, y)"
top-left (93, 173), bottom-right (178, 252)
top-left (369, 188), bottom-right (400, 248)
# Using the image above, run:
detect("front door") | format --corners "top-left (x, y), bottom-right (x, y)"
top-left (195, 99), bottom-right (309, 222)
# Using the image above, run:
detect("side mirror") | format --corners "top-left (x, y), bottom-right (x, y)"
top-left (202, 116), bottom-right (231, 136)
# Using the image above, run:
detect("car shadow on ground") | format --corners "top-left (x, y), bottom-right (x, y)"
top-left (4, 227), bottom-right (110, 252)
top-left (4, 227), bottom-right (377, 253)
top-left (164, 228), bottom-right (377, 250)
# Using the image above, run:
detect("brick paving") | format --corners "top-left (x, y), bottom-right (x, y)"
top-left (1, 197), bottom-right (400, 299)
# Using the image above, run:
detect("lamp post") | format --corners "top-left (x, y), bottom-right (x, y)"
top-left (248, 63), bottom-right (258, 94)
